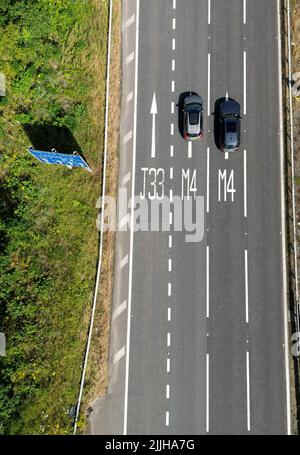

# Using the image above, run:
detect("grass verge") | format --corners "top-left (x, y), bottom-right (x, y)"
top-left (0, 0), bottom-right (111, 434)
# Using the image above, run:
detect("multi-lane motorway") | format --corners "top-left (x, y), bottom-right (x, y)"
top-left (91, 0), bottom-right (291, 435)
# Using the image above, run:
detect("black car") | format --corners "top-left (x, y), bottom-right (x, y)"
top-left (183, 94), bottom-right (203, 140)
top-left (219, 95), bottom-right (241, 152)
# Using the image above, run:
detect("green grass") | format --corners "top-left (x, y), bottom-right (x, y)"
top-left (0, 0), bottom-right (108, 434)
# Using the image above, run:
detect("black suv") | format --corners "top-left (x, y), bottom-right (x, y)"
top-left (219, 95), bottom-right (241, 152)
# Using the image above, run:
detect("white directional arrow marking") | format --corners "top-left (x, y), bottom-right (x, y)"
top-left (150, 93), bottom-right (157, 158)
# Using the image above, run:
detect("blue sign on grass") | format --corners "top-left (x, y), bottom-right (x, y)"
top-left (27, 147), bottom-right (92, 172)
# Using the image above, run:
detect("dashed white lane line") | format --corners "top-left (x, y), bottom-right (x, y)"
top-left (166, 384), bottom-right (170, 399)
top-left (172, 38), bottom-right (176, 50)
top-left (166, 411), bottom-right (170, 426)
top-left (206, 353), bottom-right (210, 433)
top-left (207, 53), bottom-right (211, 116)
top-left (173, 0), bottom-right (176, 9)
top-left (125, 51), bottom-right (135, 65)
top-left (243, 0), bottom-right (247, 24)
top-left (171, 123), bottom-right (174, 135)
top-left (170, 167), bottom-right (173, 179)
top-left (246, 351), bottom-right (251, 432)
top-left (124, 14), bottom-right (135, 29)
top-left (244, 50), bottom-right (247, 115)
top-left (123, 130), bottom-right (133, 144)
top-left (171, 80), bottom-right (175, 92)
top-left (168, 307), bottom-right (172, 321)
top-left (244, 149), bottom-right (247, 218)
top-left (113, 346), bottom-right (125, 364)
top-left (206, 147), bottom-right (210, 213)
top-left (206, 246), bottom-right (210, 318)
top-left (169, 211), bottom-right (173, 226)
top-left (169, 235), bottom-right (173, 248)
top-left (171, 101), bottom-right (175, 114)
top-left (167, 357), bottom-right (171, 372)
top-left (170, 145), bottom-right (174, 157)
top-left (188, 141), bottom-right (192, 158)
top-left (208, 0), bottom-right (211, 25)
top-left (121, 171), bottom-right (131, 186)
top-left (225, 151), bottom-right (229, 160)
top-left (172, 18), bottom-right (176, 30)
top-left (167, 332), bottom-right (171, 347)
top-left (112, 299), bottom-right (127, 320)
top-left (168, 282), bottom-right (172, 297)
top-left (168, 258), bottom-right (172, 272)
top-left (119, 254), bottom-right (129, 269)
top-left (172, 59), bottom-right (176, 72)
top-left (245, 250), bottom-right (249, 324)
top-left (170, 189), bottom-right (173, 202)
top-left (126, 91), bottom-right (134, 103)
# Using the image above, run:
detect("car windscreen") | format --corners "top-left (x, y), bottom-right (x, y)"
top-left (189, 111), bottom-right (199, 125)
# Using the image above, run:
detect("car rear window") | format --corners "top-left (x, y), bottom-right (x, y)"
top-left (189, 111), bottom-right (199, 125)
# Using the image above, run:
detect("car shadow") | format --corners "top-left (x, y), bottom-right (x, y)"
top-left (213, 97), bottom-right (224, 150)
top-left (177, 91), bottom-right (198, 139)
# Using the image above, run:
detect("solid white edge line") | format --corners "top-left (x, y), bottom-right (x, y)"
top-left (244, 149), bottom-right (247, 218)
top-left (206, 246), bottom-right (210, 318)
top-left (206, 353), bottom-right (209, 433)
top-left (278, 0), bottom-right (292, 435)
top-left (245, 250), bottom-right (249, 324)
top-left (246, 351), bottom-right (251, 432)
top-left (243, 50), bottom-right (247, 115)
top-left (73, 0), bottom-right (113, 435)
top-left (207, 53), bottom-right (211, 116)
top-left (124, 0), bottom-right (140, 436)
top-left (207, 147), bottom-right (210, 213)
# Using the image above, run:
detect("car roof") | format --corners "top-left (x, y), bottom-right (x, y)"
top-left (220, 99), bottom-right (240, 115)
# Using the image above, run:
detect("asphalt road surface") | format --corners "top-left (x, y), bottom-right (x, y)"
top-left (122, 0), bottom-right (290, 435)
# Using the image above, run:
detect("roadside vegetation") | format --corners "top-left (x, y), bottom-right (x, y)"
top-left (0, 0), bottom-right (109, 434)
